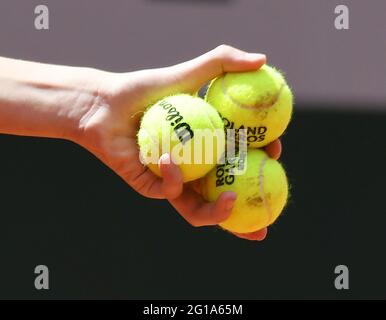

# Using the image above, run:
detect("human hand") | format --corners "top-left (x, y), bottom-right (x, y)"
top-left (76, 45), bottom-right (278, 241)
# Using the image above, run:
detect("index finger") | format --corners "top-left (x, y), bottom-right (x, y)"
top-left (169, 189), bottom-right (237, 228)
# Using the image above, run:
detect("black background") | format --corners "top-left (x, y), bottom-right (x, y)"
top-left (1, 107), bottom-right (385, 299)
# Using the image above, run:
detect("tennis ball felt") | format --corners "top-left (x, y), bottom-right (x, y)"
top-left (201, 149), bottom-right (289, 234)
top-left (137, 94), bottom-right (225, 182)
top-left (205, 64), bottom-right (293, 148)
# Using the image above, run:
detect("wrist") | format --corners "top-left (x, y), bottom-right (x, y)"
top-left (0, 58), bottom-right (119, 143)
top-left (62, 68), bottom-right (116, 145)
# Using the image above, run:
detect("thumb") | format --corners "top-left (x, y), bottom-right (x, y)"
top-left (159, 44), bottom-right (267, 94)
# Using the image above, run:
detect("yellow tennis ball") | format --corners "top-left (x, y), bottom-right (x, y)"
top-left (137, 94), bottom-right (225, 182)
top-left (201, 149), bottom-right (289, 234)
top-left (205, 64), bottom-right (293, 148)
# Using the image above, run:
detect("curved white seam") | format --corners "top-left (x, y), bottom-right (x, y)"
top-left (258, 155), bottom-right (273, 226)
top-left (221, 75), bottom-right (285, 110)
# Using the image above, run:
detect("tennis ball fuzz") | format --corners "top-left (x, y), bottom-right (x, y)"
top-left (205, 64), bottom-right (293, 148)
top-left (201, 149), bottom-right (289, 234)
top-left (137, 94), bottom-right (226, 182)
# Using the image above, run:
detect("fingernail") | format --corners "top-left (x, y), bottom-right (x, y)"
top-left (228, 192), bottom-right (237, 201)
top-left (246, 53), bottom-right (266, 61)
top-left (159, 153), bottom-right (171, 165)
top-left (225, 199), bottom-right (236, 211)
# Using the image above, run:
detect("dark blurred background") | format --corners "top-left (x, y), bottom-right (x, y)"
top-left (0, 0), bottom-right (385, 299)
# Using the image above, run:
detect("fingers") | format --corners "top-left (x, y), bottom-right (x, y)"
top-left (130, 154), bottom-right (268, 241)
top-left (158, 153), bottom-right (183, 200)
top-left (206, 44), bottom-right (267, 73)
top-left (161, 44), bottom-right (267, 94)
top-left (128, 45), bottom-right (267, 121)
top-left (264, 139), bottom-right (282, 160)
top-left (186, 179), bottom-right (201, 195)
top-left (169, 190), bottom-right (237, 227)
top-left (129, 152), bottom-right (237, 227)
top-left (127, 153), bottom-right (184, 200)
top-left (231, 228), bottom-right (268, 241)
top-left (169, 179), bottom-right (269, 241)
top-left (123, 167), bottom-right (166, 199)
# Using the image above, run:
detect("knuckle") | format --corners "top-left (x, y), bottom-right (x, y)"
top-left (164, 189), bottom-right (179, 201)
top-left (214, 44), bottom-right (235, 57)
top-left (188, 218), bottom-right (203, 228)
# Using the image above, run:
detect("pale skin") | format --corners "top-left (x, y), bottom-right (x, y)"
top-left (0, 45), bottom-right (282, 241)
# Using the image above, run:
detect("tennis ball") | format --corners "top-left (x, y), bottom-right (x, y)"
top-left (205, 64), bottom-right (293, 148)
top-left (137, 94), bottom-right (225, 182)
top-left (201, 149), bottom-right (289, 234)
